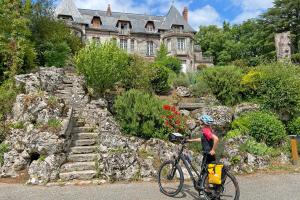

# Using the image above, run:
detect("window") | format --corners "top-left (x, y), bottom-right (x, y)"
top-left (130, 39), bottom-right (134, 52)
top-left (120, 22), bottom-right (129, 34)
top-left (147, 24), bottom-right (154, 32)
top-left (177, 38), bottom-right (185, 51)
top-left (167, 39), bottom-right (171, 52)
top-left (120, 39), bottom-right (127, 51)
top-left (92, 17), bottom-right (101, 28)
top-left (147, 41), bottom-right (154, 56)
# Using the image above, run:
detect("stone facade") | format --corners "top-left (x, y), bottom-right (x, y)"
top-left (55, 0), bottom-right (213, 72)
top-left (275, 32), bottom-right (292, 61)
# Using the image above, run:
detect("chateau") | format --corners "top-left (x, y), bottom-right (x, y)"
top-left (55, 0), bottom-right (213, 72)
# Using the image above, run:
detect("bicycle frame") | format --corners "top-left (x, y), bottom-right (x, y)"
top-left (173, 143), bottom-right (209, 191)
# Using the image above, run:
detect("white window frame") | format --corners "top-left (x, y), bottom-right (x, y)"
top-left (177, 38), bottom-right (186, 51)
top-left (120, 39), bottom-right (128, 51)
top-left (147, 41), bottom-right (154, 56)
top-left (130, 39), bottom-right (134, 52)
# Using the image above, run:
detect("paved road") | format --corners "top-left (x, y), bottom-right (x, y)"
top-left (0, 173), bottom-right (299, 200)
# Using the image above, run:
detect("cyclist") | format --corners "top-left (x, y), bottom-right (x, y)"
top-left (186, 114), bottom-right (219, 164)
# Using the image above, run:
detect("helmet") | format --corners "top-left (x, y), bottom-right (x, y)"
top-left (198, 114), bottom-right (214, 125)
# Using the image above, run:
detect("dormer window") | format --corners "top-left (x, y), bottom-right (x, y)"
top-left (145, 21), bottom-right (155, 32)
top-left (116, 21), bottom-right (131, 35)
top-left (58, 15), bottom-right (73, 21)
top-left (91, 16), bottom-right (102, 28)
top-left (172, 24), bottom-right (184, 32)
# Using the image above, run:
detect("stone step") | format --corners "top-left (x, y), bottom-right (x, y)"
top-left (73, 132), bottom-right (98, 140)
top-left (60, 162), bottom-right (95, 173)
top-left (72, 139), bottom-right (96, 146)
top-left (70, 146), bottom-right (97, 154)
top-left (68, 153), bottom-right (98, 162)
top-left (57, 90), bottom-right (71, 94)
top-left (72, 127), bottom-right (95, 133)
top-left (74, 120), bottom-right (85, 127)
top-left (63, 78), bottom-right (74, 84)
top-left (59, 170), bottom-right (97, 181)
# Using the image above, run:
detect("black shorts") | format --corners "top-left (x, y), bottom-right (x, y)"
top-left (206, 154), bottom-right (216, 164)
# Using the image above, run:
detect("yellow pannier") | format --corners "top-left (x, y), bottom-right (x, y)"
top-left (208, 164), bottom-right (224, 185)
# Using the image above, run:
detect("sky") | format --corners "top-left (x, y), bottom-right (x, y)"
top-left (66, 0), bottom-right (274, 30)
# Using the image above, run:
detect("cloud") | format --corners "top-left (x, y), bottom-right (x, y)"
top-left (231, 0), bottom-right (273, 23)
top-left (189, 5), bottom-right (222, 29)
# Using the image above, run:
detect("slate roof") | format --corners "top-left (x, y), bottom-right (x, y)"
top-left (55, 0), bottom-right (196, 33)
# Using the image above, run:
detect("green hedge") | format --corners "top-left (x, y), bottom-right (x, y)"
top-left (288, 117), bottom-right (300, 136)
top-left (114, 89), bottom-right (168, 139)
top-left (232, 111), bottom-right (287, 147)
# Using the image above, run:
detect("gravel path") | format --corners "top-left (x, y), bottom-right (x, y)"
top-left (0, 173), bottom-right (299, 200)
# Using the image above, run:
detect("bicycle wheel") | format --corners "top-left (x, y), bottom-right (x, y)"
top-left (201, 170), bottom-right (240, 200)
top-left (157, 160), bottom-right (184, 197)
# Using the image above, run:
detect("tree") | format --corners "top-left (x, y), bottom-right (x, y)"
top-left (154, 44), bottom-right (181, 74)
top-left (0, 0), bottom-right (36, 80)
top-left (75, 41), bottom-right (129, 94)
top-left (262, 0), bottom-right (300, 53)
top-left (30, 0), bottom-right (82, 67)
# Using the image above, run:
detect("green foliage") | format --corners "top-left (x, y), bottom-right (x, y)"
top-left (189, 77), bottom-right (212, 97)
top-left (196, 20), bottom-right (275, 66)
top-left (242, 63), bottom-right (300, 119)
top-left (43, 41), bottom-right (71, 67)
top-left (197, 66), bottom-right (244, 105)
top-left (47, 118), bottom-right (62, 129)
top-left (154, 44), bottom-right (181, 74)
top-left (150, 64), bottom-right (170, 95)
top-left (121, 54), bottom-right (153, 92)
top-left (263, 0), bottom-right (300, 53)
top-left (76, 42), bottom-right (129, 94)
top-left (223, 129), bottom-right (242, 140)
top-left (239, 138), bottom-right (280, 156)
top-left (0, 143), bottom-right (9, 165)
top-left (114, 89), bottom-right (168, 139)
top-left (292, 53), bottom-right (300, 64)
top-left (0, 0), bottom-right (36, 79)
top-left (10, 121), bottom-right (25, 130)
top-left (287, 117), bottom-right (300, 136)
top-left (30, 1), bottom-right (82, 67)
top-left (232, 111), bottom-right (287, 147)
top-left (0, 79), bottom-right (20, 142)
top-left (172, 73), bottom-right (189, 88)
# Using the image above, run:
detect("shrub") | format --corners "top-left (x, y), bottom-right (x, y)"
top-left (291, 53), bottom-right (300, 64)
top-left (197, 66), bottom-right (244, 105)
top-left (155, 44), bottom-right (181, 74)
top-left (239, 138), bottom-right (279, 156)
top-left (172, 73), bottom-right (189, 88)
top-left (0, 143), bottom-right (9, 165)
top-left (242, 63), bottom-right (300, 119)
top-left (0, 80), bottom-right (20, 143)
top-left (75, 41), bottom-right (129, 94)
top-left (288, 117), bottom-right (300, 136)
top-left (232, 111), bottom-right (287, 147)
top-left (43, 41), bottom-right (71, 67)
top-left (150, 65), bottom-right (170, 95)
top-left (190, 77), bottom-right (212, 97)
top-left (114, 89), bottom-right (168, 139)
top-left (121, 55), bottom-right (153, 92)
top-left (223, 129), bottom-right (242, 140)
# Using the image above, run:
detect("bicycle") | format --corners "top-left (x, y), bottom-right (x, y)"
top-left (157, 133), bottom-right (240, 200)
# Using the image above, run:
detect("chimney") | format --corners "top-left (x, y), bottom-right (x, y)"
top-left (182, 7), bottom-right (188, 22)
top-left (106, 4), bottom-right (112, 16)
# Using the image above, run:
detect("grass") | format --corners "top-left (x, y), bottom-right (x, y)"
top-left (9, 121), bottom-right (25, 129)
top-left (47, 96), bottom-right (59, 109)
top-left (0, 143), bottom-right (9, 165)
top-left (108, 147), bottom-right (127, 155)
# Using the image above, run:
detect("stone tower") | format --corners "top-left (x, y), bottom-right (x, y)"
top-left (275, 32), bottom-right (292, 61)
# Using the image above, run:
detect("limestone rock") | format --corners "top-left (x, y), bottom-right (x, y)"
top-left (234, 103), bottom-right (260, 119)
top-left (176, 86), bottom-right (191, 97)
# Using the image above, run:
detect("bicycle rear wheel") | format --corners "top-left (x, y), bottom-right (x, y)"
top-left (201, 170), bottom-right (240, 200)
top-left (157, 160), bottom-right (184, 197)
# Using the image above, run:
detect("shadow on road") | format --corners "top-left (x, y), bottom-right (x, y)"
top-left (166, 184), bottom-right (204, 200)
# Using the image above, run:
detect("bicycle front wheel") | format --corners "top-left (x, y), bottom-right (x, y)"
top-left (157, 160), bottom-right (184, 197)
top-left (201, 170), bottom-right (240, 200)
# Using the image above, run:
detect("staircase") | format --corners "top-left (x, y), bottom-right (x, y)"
top-left (55, 69), bottom-right (99, 181)
top-left (59, 115), bottom-right (98, 181)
